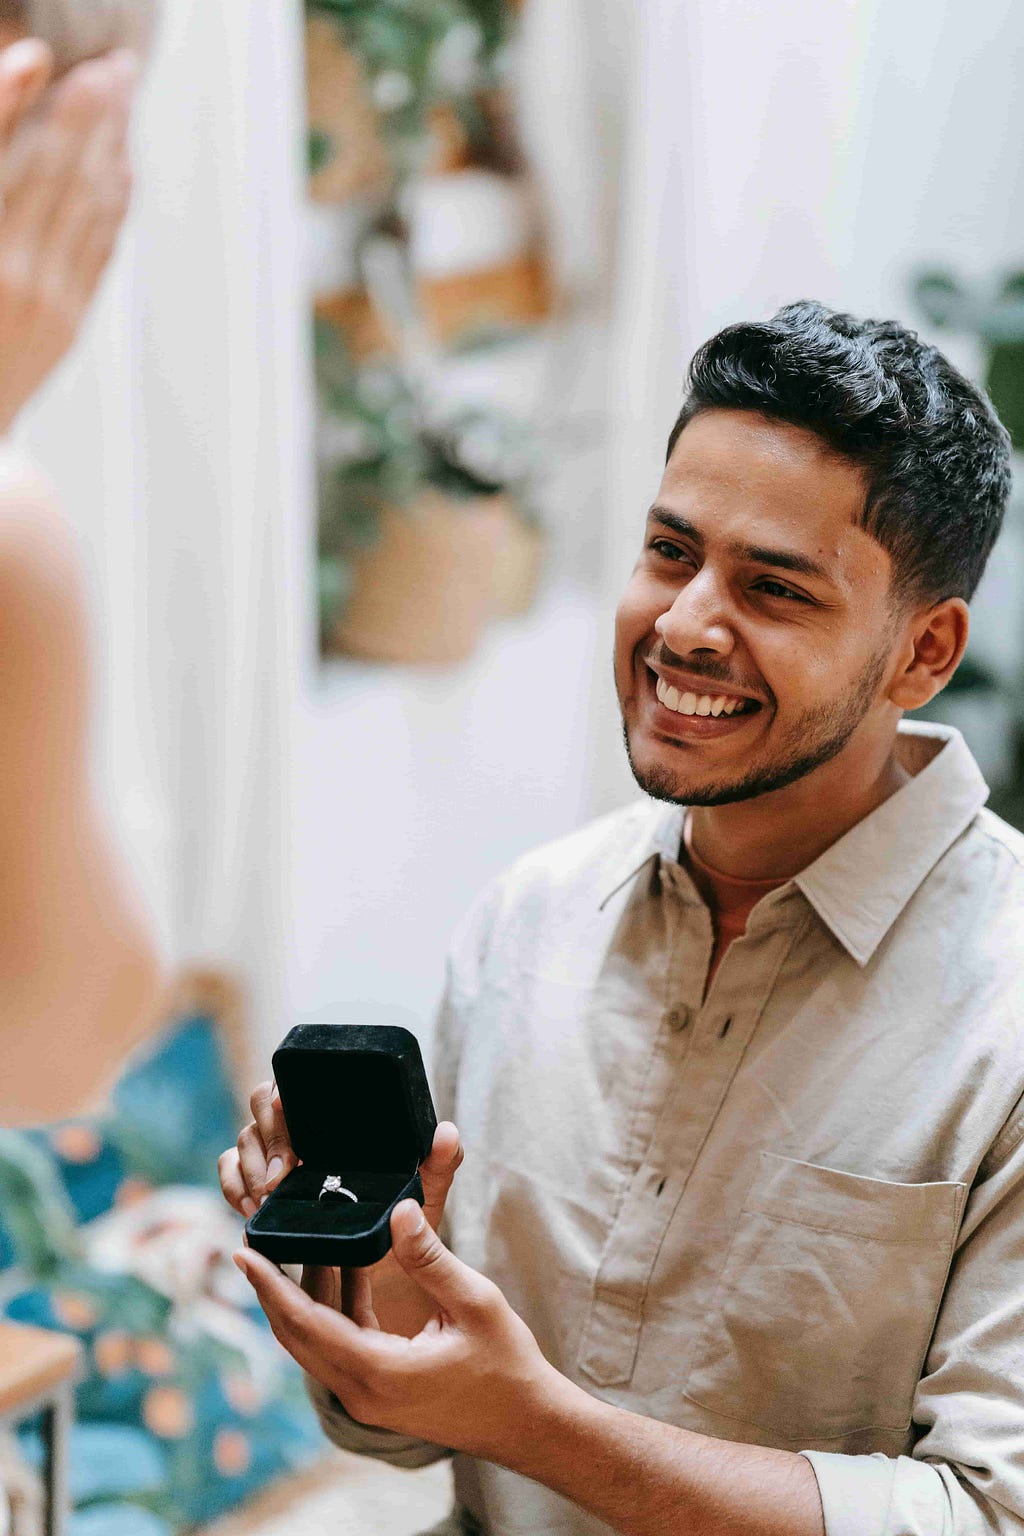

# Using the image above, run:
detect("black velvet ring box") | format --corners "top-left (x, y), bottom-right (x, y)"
top-left (244, 1024), bottom-right (437, 1268)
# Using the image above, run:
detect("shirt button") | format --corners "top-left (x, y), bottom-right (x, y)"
top-left (666, 1006), bottom-right (690, 1032)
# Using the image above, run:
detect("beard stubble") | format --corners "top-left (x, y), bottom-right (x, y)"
top-left (622, 643), bottom-right (891, 808)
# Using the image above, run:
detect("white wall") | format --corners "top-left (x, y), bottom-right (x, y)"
top-left (288, 581), bottom-right (600, 1046)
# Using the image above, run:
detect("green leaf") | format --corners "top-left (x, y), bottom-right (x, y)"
top-left (307, 128), bottom-right (334, 176)
top-left (911, 268), bottom-right (965, 330)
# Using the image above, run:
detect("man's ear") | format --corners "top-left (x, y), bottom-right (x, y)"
top-left (888, 598), bottom-right (970, 711)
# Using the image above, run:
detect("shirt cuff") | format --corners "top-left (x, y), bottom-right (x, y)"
top-left (305, 1374), bottom-right (453, 1469)
top-left (800, 1450), bottom-right (897, 1536)
top-left (800, 1449), bottom-right (976, 1536)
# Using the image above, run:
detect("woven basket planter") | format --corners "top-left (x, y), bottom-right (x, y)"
top-left (327, 490), bottom-right (510, 665)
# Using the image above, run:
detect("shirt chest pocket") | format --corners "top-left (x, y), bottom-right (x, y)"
top-left (682, 1152), bottom-right (967, 1444)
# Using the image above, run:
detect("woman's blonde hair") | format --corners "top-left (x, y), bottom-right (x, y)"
top-left (0, 0), bottom-right (155, 72)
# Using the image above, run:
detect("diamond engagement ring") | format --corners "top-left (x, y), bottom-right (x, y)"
top-left (319, 1176), bottom-right (358, 1203)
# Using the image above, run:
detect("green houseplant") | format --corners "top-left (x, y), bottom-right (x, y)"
top-left (315, 315), bottom-right (537, 662)
top-left (306, 0), bottom-right (513, 184)
top-left (911, 266), bottom-right (1024, 822)
top-left (307, 0), bottom-right (549, 661)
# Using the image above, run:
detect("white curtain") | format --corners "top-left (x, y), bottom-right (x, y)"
top-left (16, 0), bottom-right (312, 1058)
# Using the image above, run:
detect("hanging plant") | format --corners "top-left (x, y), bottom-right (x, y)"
top-left (306, 0), bottom-right (513, 178)
top-left (912, 267), bottom-right (1024, 449)
top-left (306, 0), bottom-right (552, 659)
top-left (314, 316), bottom-right (537, 647)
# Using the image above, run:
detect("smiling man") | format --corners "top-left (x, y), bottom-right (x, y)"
top-left (222, 302), bottom-right (1024, 1536)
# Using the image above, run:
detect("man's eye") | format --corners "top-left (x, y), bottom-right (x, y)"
top-left (650, 539), bottom-right (689, 561)
top-left (755, 579), bottom-right (810, 603)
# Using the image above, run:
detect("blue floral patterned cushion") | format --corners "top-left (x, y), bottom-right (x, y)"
top-left (17, 1012), bottom-right (241, 1230)
top-left (0, 1008), bottom-right (324, 1533)
top-left (70, 1506), bottom-right (173, 1536)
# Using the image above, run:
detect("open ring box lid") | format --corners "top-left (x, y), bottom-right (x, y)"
top-left (244, 1024), bottom-right (437, 1268)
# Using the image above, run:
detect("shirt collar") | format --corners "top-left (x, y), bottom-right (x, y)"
top-left (792, 721), bottom-right (988, 965)
top-left (597, 802), bottom-right (685, 912)
top-left (597, 722), bottom-right (988, 965)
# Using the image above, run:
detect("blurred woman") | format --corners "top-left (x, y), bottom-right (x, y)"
top-left (0, 5), bottom-right (165, 1125)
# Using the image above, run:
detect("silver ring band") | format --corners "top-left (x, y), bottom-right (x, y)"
top-left (319, 1176), bottom-right (358, 1203)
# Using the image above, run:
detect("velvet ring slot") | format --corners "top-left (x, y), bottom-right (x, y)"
top-left (244, 1023), bottom-right (438, 1268)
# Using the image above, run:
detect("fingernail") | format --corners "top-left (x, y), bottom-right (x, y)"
top-left (233, 1251), bottom-right (250, 1277)
top-left (410, 1203), bottom-right (425, 1232)
top-left (1, 38), bottom-right (48, 77)
top-left (241, 1197), bottom-right (257, 1219)
top-left (266, 1157), bottom-right (283, 1185)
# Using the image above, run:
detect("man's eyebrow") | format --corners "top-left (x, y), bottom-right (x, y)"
top-left (646, 506), bottom-right (832, 583)
top-left (739, 543), bottom-right (832, 581)
top-left (647, 507), bottom-right (703, 544)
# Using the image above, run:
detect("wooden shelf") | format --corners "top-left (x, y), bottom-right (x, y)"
top-left (0, 1321), bottom-right (80, 1419)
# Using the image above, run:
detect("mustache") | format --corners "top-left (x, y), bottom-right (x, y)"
top-left (644, 644), bottom-right (773, 704)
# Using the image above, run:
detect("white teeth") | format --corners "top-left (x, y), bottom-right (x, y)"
top-left (656, 676), bottom-right (750, 718)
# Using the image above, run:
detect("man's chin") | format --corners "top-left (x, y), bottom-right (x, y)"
top-left (623, 717), bottom-right (866, 809)
top-left (623, 732), bottom-right (733, 807)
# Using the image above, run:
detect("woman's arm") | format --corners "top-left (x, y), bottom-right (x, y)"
top-left (0, 449), bottom-right (164, 1124)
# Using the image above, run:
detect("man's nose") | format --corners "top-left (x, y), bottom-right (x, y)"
top-left (654, 569), bottom-right (735, 656)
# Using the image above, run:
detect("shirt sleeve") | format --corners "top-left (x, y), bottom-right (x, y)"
top-left (801, 1105), bottom-right (1024, 1535)
top-left (303, 878), bottom-right (504, 1468)
top-left (304, 1375), bottom-right (453, 1468)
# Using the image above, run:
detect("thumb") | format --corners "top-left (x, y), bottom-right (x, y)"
top-left (419, 1121), bottom-right (463, 1232)
top-left (389, 1199), bottom-right (491, 1319)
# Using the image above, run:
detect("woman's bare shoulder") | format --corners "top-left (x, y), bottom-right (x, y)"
top-left (0, 445), bottom-right (88, 695)
top-left (0, 444), bottom-right (84, 617)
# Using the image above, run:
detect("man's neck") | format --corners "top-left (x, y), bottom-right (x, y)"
top-left (687, 725), bottom-right (911, 883)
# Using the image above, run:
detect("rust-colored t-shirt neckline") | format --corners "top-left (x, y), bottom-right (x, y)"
top-left (682, 812), bottom-right (788, 987)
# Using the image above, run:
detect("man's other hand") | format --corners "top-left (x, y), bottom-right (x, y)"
top-left (218, 1081), bottom-right (462, 1222)
top-left (218, 1088), bottom-right (464, 1338)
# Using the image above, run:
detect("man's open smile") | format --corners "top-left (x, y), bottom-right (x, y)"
top-left (640, 655), bottom-right (767, 743)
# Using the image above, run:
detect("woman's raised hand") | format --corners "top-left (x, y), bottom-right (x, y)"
top-left (0, 42), bottom-right (139, 432)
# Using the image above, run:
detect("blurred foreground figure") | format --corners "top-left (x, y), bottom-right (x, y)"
top-left (0, 9), bottom-right (162, 1125)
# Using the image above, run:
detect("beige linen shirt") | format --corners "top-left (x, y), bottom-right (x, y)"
top-left (309, 721), bottom-right (1024, 1536)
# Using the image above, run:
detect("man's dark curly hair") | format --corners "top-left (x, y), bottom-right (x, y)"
top-left (666, 300), bottom-right (1013, 605)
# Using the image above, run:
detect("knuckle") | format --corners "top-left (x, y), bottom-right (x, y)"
top-left (250, 1081), bottom-right (273, 1117)
top-left (411, 1233), bottom-right (445, 1273)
